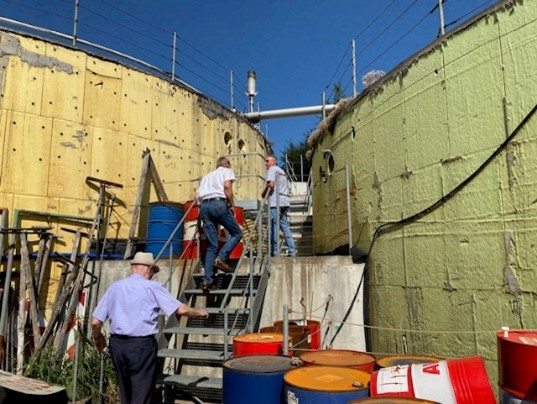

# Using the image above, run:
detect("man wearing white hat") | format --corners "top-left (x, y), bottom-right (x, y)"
top-left (91, 251), bottom-right (208, 404)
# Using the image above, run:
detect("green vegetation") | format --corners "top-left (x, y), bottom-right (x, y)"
top-left (24, 333), bottom-right (118, 403)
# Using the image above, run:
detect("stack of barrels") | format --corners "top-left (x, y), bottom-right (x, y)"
top-left (223, 319), bottom-right (498, 403)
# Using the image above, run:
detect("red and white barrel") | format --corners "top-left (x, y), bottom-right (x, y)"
top-left (370, 356), bottom-right (496, 404)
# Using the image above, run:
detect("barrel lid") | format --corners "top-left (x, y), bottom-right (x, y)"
top-left (284, 365), bottom-right (370, 392)
top-left (497, 330), bottom-right (537, 346)
top-left (348, 398), bottom-right (439, 403)
top-left (223, 355), bottom-right (299, 373)
top-left (233, 332), bottom-right (286, 344)
top-left (300, 349), bottom-right (375, 367)
top-left (377, 355), bottom-right (442, 368)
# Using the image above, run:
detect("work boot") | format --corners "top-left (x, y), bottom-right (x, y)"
top-left (215, 258), bottom-right (233, 273)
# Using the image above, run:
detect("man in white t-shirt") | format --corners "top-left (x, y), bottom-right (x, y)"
top-left (197, 156), bottom-right (243, 290)
top-left (261, 155), bottom-right (297, 257)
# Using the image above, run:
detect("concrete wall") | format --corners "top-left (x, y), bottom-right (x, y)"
top-left (308, 0), bottom-right (537, 385)
top-left (261, 256), bottom-right (366, 351)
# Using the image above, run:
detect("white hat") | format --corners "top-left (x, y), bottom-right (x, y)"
top-left (130, 252), bottom-right (159, 273)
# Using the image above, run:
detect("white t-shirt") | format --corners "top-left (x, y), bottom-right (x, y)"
top-left (198, 167), bottom-right (236, 200)
top-left (267, 165), bottom-right (290, 208)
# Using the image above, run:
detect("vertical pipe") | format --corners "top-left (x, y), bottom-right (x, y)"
top-left (72, 0), bottom-right (79, 47)
top-left (230, 71), bottom-right (234, 110)
top-left (300, 155), bottom-right (304, 183)
top-left (352, 39), bottom-right (357, 96)
top-left (322, 92), bottom-right (326, 120)
top-left (345, 165), bottom-right (353, 255)
top-left (438, 0), bottom-right (445, 36)
top-left (283, 305), bottom-right (289, 356)
top-left (224, 309), bottom-right (229, 359)
top-left (275, 175), bottom-right (281, 256)
top-left (171, 32), bottom-right (177, 81)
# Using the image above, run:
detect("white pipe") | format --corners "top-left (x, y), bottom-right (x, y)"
top-left (244, 104), bottom-right (337, 122)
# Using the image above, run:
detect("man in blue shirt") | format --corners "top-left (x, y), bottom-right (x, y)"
top-left (262, 155), bottom-right (297, 257)
top-left (91, 252), bottom-right (208, 404)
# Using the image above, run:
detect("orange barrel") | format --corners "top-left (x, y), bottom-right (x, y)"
top-left (497, 329), bottom-right (537, 400)
top-left (284, 365), bottom-right (370, 402)
top-left (299, 349), bottom-right (376, 373)
top-left (377, 355), bottom-right (442, 369)
top-left (370, 356), bottom-right (496, 404)
top-left (348, 398), bottom-right (439, 403)
top-left (260, 325), bottom-right (312, 355)
top-left (233, 333), bottom-right (291, 357)
top-left (274, 319), bottom-right (321, 350)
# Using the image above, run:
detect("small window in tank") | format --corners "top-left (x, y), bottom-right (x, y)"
top-left (238, 139), bottom-right (246, 152)
top-left (224, 132), bottom-right (232, 145)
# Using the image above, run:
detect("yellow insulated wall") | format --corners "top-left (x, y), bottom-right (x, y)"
top-left (309, 0), bottom-right (537, 386)
top-left (0, 30), bottom-right (269, 252)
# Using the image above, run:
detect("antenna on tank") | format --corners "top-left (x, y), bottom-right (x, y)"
top-left (247, 71), bottom-right (257, 113)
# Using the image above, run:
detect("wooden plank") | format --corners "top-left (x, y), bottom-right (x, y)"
top-left (149, 155), bottom-right (169, 202)
top-left (124, 152), bottom-right (151, 258)
top-left (20, 233), bottom-right (41, 349)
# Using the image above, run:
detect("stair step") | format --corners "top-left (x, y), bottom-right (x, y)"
top-left (163, 326), bottom-right (245, 336)
top-left (159, 374), bottom-right (222, 389)
top-left (184, 288), bottom-right (257, 296)
top-left (158, 348), bottom-right (227, 361)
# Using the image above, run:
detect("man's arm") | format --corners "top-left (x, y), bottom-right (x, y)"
top-left (223, 179), bottom-right (234, 207)
top-left (91, 317), bottom-right (107, 352)
top-left (176, 303), bottom-right (209, 319)
top-left (261, 180), bottom-right (275, 199)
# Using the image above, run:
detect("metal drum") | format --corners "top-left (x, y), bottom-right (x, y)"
top-left (233, 333), bottom-right (291, 357)
top-left (376, 355), bottom-right (442, 369)
top-left (371, 356), bottom-right (496, 404)
top-left (348, 398), bottom-right (439, 403)
top-left (261, 325), bottom-right (312, 356)
top-left (300, 349), bottom-right (376, 373)
top-left (498, 330), bottom-right (537, 400)
top-left (146, 202), bottom-right (184, 257)
top-left (284, 365), bottom-right (370, 403)
top-left (274, 319), bottom-right (321, 351)
top-left (223, 355), bottom-right (300, 404)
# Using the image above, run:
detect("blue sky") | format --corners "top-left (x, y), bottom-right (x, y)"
top-left (0, 0), bottom-right (496, 158)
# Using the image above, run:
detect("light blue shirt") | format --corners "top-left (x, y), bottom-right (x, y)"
top-left (267, 165), bottom-right (290, 208)
top-left (92, 274), bottom-right (181, 336)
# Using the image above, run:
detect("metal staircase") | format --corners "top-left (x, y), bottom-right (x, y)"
top-left (155, 205), bottom-right (271, 403)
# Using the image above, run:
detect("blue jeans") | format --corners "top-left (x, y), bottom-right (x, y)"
top-left (270, 207), bottom-right (296, 257)
top-left (200, 199), bottom-right (242, 284)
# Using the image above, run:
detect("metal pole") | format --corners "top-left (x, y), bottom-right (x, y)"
top-left (352, 39), bottom-right (357, 96)
top-left (72, 0), bottom-right (79, 47)
top-left (300, 155), bottom-right (304, 183)
top-left (275, 175), bottom-right (281, 256)
top-left (345, 165), bottom-right (353, 255)
top-left (322, 92), bottom-right (327, 120)
top-left (283, 305), bottom-right (289, 356)
top-left (230, 71), bottom-right (234, 110)
top-left (438, 0), bottom-right (445, 36)
top-left (171, 32), bottom-right (177, 81)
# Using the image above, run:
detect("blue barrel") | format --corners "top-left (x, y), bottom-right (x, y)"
top-left (284, 366), bottom-right (370, 403)
top-left (223, 355), bottom-right (299, 404)
top-left (146, 202), bottom-right (184, 258)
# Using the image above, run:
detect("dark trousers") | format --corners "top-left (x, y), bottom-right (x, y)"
top-left (109, 335), bottom-right (158, 404)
